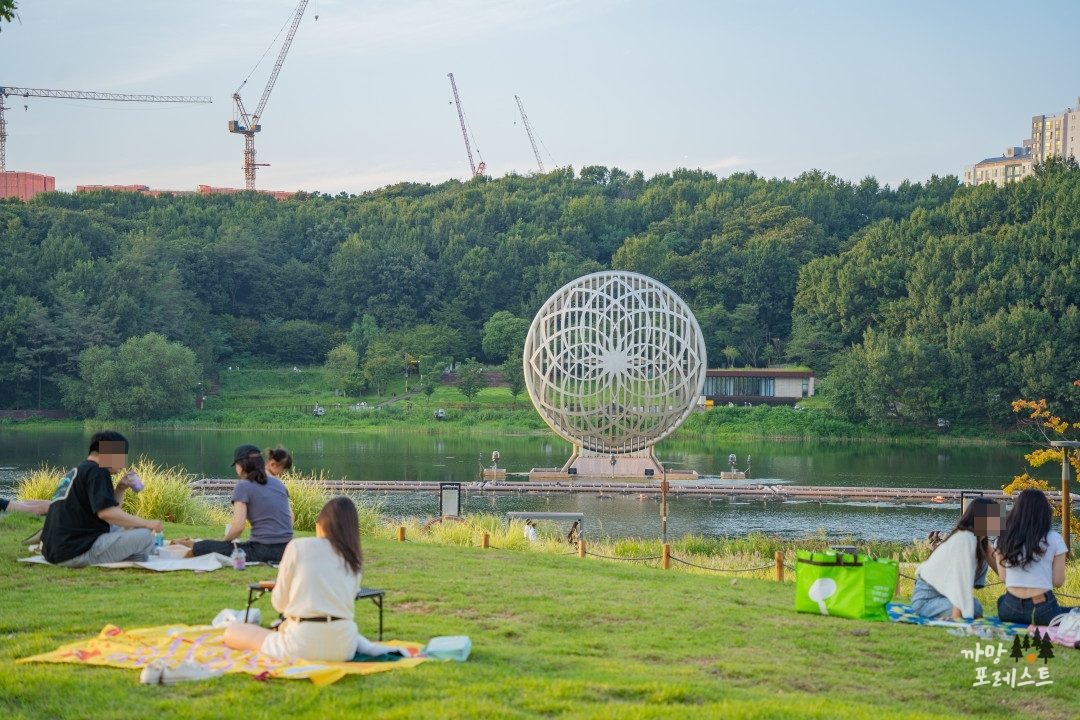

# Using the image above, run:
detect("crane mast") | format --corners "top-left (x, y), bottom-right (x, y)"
top-left (447, 73), bottom-right (485, 178)
top-left (514, 95), bottom-right (544, 174)
top-left (0, 86), bottom-right (212, 173)
top-left (229, 0), bottom-right (308, 190)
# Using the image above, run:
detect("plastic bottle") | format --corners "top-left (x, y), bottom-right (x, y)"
top-left (152, 531), bottom-right (164, 555)
top-left (231, 543), bottom-right (246, 570)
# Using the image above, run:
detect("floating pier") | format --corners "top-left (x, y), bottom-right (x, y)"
top-left (186, 478), bottom-right (1078, 504)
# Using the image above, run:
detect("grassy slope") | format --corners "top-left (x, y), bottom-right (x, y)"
top-left (2, 513), bottom-right (1077, 720)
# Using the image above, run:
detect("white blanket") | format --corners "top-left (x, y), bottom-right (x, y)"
top-left (915, 530), bottom-right (978, 618)
top-left (17, 552), bottom-right (254, 573)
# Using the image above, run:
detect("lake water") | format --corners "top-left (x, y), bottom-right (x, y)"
top-left (0, 428), bottom-right (1055, 541)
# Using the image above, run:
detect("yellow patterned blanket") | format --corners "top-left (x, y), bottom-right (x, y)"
top-left (19, 624), bottom-right (426, 686)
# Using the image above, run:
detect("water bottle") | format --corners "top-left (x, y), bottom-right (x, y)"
top-left (231, 543), bottom-right (246, 570)
top-left (152, 531), bottom-right (164, 556)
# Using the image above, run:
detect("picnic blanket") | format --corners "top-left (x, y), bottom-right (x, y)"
top-left (887, 603), bottom-right (1028, 637)
top-left (19, 624), bottom-right (426, 686)
top-left (18, 553), bottom-right (245, 573)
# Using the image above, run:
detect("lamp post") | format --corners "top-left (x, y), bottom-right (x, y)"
top-left (1050, 441), bottom-right (1079, 557)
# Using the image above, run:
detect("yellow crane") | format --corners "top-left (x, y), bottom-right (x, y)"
top-left (229, 0), bottom-right (309, 190)
top-left (0, 86), bottom-right (212, 173)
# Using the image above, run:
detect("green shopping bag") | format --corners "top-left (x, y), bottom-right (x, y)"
top-left (795, 550), bottom-right (898, 621)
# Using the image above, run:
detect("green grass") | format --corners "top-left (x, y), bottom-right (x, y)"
top-left (2, 512), bottom-right (1078, 719)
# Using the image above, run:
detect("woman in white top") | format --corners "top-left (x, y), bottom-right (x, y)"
top-left (911, 497), bottom-right (1002, 619)
top-left (995, 489), bottom-right (1074, 626)
top-left (223, 496), bottom-right (365, 661)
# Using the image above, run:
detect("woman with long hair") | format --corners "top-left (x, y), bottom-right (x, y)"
top-left (995, 489), bottom-right (1073, 626)
top-left (224, 497), bottom-right (399, 661)
top-left (910, 497), bottom-right (1002, 619)
top-left (191, 444), bottom-right (293, 563)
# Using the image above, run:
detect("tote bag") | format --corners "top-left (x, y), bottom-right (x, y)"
top-left (795, 550), bottom-right (898, 621)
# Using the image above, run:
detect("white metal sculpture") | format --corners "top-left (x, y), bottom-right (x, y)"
top-left (524, 271), bottom-right (707, 455)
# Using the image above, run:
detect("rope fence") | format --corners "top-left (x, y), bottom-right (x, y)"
top-left (670, 556), bottom-right (774, 572)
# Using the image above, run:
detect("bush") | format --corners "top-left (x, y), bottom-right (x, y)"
top-left (120, 457), bottom-right (225, 525)
top-left (16, 465), bottom-right (64, 501)
top-left (280, 470), bottom-right (332, 532)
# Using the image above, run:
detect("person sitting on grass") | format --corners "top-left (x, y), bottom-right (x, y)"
top-left (191, 444), bottom-right (293, 564)
top-left (910, 497), bottom-right (1002, 620)
top-left (39, 431), bottom-right (163, 567)
top-left (0, 498), bottom-right (51, 515)
top-left (223, 496), bottom-right (402, 661)
top-left (265, 446), bottom-right (293, 478)
top-left (995, 488), bottom-right (1075, 626)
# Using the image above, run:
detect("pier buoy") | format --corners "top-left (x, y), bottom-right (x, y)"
top-left (932, 496), bottom-right (946, 503)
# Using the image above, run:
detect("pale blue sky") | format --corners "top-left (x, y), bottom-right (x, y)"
top-left (1, 1), bottom-right (1077, 193)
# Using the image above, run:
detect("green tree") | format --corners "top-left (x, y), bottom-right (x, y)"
top-left (421, 379), bottom-right (438, 406)
top-left (455, 358), bottom-right (489, 404)
top-left (324, 343), bottom-right (359, 392)
top-left (503, 351), bottom-right (526, 405)
top-left (345, 314), bottom-right (382, 358)
top-left (341, 369), bottom-right (367, 397)
top-left (363, 354), bottom-right (395, 397)
top-left (60, 333), bottom-right (201, 420)
top-left (1, 1), bottom-right (17, 26)
top-left (482, 311), bottom-right (530, 363)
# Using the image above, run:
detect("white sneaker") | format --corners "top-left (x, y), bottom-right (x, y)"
top-left (160, 661), bottom-right (223, 685)
top-left (139, 660), bottom-right (165, 685)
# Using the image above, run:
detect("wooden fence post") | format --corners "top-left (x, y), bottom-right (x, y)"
top-left (397, 526), bottom-right (406, 542)
top-left (662, 543), bottom-right (671, 570)
top-left (482, 533), bottom-right (490, 549)
top-left (893, 552), bottom-right (901, 596)
top-left (578, 539), bottom-right (586, 558)
top-left (775, 551), bottom-right (783, 582)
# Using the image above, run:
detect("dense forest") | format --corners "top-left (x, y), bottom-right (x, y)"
top-left (1, 161), bottom-right (1078, 425)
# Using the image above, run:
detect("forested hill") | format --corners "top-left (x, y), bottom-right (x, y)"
top-left (1, 162), bottom-right (1077, 425)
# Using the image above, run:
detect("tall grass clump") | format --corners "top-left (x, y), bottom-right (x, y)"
top-left (16, 465), bottom-right (64, 500)
top-left (120, 457), bottom-right (223, 525)
top-left (280, 470), bottom-right (331, 532)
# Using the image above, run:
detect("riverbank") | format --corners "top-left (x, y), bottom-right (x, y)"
top-left (1, 512), bottom-right (1077, 719)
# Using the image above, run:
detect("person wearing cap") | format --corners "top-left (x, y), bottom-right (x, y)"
top-left (39, 430), bottom-right (163, 567)
top-left (191, 444), bottom-right (293, 563)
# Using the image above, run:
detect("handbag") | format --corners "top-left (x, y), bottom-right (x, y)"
top-left (795, 549), bottom-right (898, 621)
top-left (1046, 608), bottom-right (1080, 648)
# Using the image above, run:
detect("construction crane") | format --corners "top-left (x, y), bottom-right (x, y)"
top-left (447, 73), bottom-right (485, 178)
top-left (0, 86), bottom-right (212, 174)
top-left (514, 95), bottom-right (544, 174)
top-left (229, 0), bottom-right (308, 190)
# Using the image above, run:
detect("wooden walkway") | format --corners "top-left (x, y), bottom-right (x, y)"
top-left (186, 478), bottom-right (1077, 504)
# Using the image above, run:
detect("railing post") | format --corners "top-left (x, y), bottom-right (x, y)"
top-left (893, 552), bottom-right (901, 596)
top-left (662, 543), bottom-right (671, 569)
top-left (398, 526), bottom-right (406, 542)
top-left (482, 533), bottom-right (490, 549)
top-left (578, 539), bottom-right (586, 558)
top-left (775, 551), bottom-right (783, 582)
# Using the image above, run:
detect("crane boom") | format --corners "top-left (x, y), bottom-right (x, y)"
top-left (0, 85), bottom-right (212, 174)
top-left (229, 0), bottom-right (308, 190)
top-left (447, 73), bottom-right (484, 178)
top-left (514, 95), bottom-right (544, 174)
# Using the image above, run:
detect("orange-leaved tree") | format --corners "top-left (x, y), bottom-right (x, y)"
top-left (1008, 389), bottom-right (1080, 531)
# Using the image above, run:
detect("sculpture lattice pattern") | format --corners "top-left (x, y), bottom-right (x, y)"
top-left (523, 271), bottom-right (707, 454)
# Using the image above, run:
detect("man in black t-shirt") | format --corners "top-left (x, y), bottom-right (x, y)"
top-left (41, 431), bottom-right (163, 567)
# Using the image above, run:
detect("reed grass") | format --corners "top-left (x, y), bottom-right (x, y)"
top-left (120, 457), bottom-right (226, 526)
top-left (14, 465), bottom-right (64, 501)
top-left (279, 469), bottom-right (332, 532)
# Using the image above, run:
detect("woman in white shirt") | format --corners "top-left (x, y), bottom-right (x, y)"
top-left (910, 497), bottom-right (1002, 619)
top-left (995, 489), bottom-right (1074, 626)
top-left (223, 496), bottom-right (365, 661)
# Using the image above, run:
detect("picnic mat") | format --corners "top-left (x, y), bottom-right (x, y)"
top-left (19, 624), bottom-right (426, 686)
top-left (887, 603), bottom-right (1028, 637)
top-left (18, 553), bottom-right (245, 573)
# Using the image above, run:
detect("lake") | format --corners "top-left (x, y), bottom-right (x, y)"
top-left (0, 428), bottom-right (1054, 541)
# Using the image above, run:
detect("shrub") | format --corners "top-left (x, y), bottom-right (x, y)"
top-left (16, 465), bottom-right (64, 501)
top-left (120, 457), bottom-right (223, 525)
top-left (280, 470), bottom-right (331, 532)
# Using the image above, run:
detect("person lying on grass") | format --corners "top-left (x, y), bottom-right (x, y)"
top-left (910, 497), bottom-right (1002, 620)
top-left (223, 496), bottom-right (402, 661)
top-left (994, 488), bottom-right (1075, 626)
top-left (188, 444), bottom-right (293, 564)
top-left (39, 430), bottom-right (163, 567)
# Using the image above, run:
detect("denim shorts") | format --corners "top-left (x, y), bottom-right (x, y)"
top-left (997, 590), bottom-right (1072, 626)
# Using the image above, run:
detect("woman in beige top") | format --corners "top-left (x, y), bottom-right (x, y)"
top-left (224, 496), bottom-right (364, 661)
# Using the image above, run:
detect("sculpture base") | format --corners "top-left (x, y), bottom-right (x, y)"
top-left (528, 447), bottom-right (698, 482)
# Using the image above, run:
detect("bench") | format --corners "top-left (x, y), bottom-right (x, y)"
top-left (244, 582), bottom-right (385, 640)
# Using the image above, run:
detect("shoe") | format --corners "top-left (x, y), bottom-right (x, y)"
top-left (21, 528), bottom-right (42, 546)
top-left (139, 660), bottom-right (165, 685)
top-left (160, 661), bottom-right (223, 684)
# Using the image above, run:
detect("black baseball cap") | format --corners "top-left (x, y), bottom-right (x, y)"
top-left (232, 444), bottom-right (263, 464)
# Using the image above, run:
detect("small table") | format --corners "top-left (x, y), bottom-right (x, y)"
top-left (245, 583), bottom-right (385, 640)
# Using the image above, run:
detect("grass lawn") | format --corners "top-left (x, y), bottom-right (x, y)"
top-left (1, 513), bottom-right (1077, 719)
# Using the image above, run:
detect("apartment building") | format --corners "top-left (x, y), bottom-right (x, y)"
top-left (963, 147), bottom-right (1033, 188)
top-left (964, 95), bottom-right (1080, 187)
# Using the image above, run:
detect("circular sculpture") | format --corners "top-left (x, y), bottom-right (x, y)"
top-left (524, 271), bottom-right (707, 454)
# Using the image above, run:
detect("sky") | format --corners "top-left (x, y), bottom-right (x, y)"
top-left (1, 0), bottom-right (1078, 194)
